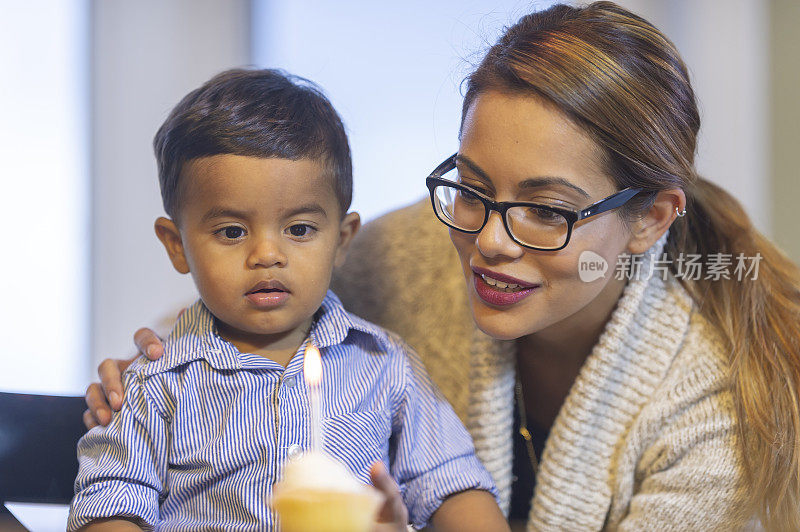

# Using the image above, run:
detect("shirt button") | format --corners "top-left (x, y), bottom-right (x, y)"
top-left (287, 444), bottom-right (303, 460)
top-left (284, 376), bottom-right (297, 389)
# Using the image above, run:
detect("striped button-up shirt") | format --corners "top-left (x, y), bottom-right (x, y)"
top-left (68, 291), bottom-right (497, 531)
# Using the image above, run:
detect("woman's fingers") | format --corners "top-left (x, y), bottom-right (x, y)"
top-left (105, 328), bottom-right (164, 408)
top-left (133, 327), bottom-right (165, 361)
top-left (83, 382), bottom-right (112, 429)
top-left (82, 327), bottom-right (165, 430)
top-left (101, 327), bottom-right (163, 411)
top-left (82, 408), bottom-right (98, 430)
top-left (97, 358), bottom-right (128, 411)
top-left (370, 461), bottom-right (408, 531)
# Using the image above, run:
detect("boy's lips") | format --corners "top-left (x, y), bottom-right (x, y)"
top-left (246, 279), bottom-right (289, 294)
top-left (470, 266), bottom-right (540, 306)
top-left (245, 280), bottom-right (289, 308)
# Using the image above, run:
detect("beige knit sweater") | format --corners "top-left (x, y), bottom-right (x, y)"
top-left (332, 199), bottom-right (751, 531)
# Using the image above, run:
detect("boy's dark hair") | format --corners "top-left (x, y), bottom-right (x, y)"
top-left (153, 68), bottom-right (352, 219)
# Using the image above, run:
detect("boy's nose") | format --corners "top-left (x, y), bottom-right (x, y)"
top-left (246, 239), bottom-right (287, 269)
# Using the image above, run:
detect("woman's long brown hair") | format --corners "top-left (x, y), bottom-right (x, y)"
top-left (463, 2), bottom-right (800, 529)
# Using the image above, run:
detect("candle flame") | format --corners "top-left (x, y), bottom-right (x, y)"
top-left (303, 343), bottom-right (322, 386)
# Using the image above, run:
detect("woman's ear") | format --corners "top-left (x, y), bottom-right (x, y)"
top-left (334, 211), bottom-right (362, 268)
top-left (626, 188), bottom-right (686, 254)
top-left (154, 217), bottom-right (190, 274)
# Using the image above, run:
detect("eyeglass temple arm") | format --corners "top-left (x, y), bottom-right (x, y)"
top-left (429, 154), bottom-right (458, 178)
top-left (577, 188), bottom-right (641, 220)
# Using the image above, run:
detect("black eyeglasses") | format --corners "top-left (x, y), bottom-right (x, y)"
top-left (425, 153), bottom-right (642, 251)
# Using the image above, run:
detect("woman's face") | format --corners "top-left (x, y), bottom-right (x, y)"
top-left (451, 91), bottom-right (634, 341)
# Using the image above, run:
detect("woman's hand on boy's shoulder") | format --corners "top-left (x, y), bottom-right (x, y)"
top-left (82, 327), bottom-right (165, 430)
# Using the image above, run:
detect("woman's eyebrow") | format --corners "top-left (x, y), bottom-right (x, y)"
top-left (456, 154), bottom-right (590, 199)
top-left (518, 177), bottom-right (590, 199)
top-left (455, 154), bottom-right (491, 181)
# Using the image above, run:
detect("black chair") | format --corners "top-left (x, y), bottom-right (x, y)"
top-left (0, 392), bottom-right (87, 505)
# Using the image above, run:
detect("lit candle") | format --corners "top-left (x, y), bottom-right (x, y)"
top-left (303, 342), bottom-right (324, 452)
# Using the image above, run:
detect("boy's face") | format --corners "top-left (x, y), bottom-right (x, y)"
top-left (155, 154), bottom-right (359, 356)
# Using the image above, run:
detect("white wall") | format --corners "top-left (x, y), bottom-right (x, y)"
top-left (91, 0), bottom-right (251, 371)
top-left (0, 1), bottom-right (90, 394)
top-left (617, 0), bottom-right (769, 233)
top-left (770, 0), bottom-right (800, 264)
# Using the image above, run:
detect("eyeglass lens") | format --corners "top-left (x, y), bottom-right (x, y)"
top-left (432, 178), bottom-right (569, 250)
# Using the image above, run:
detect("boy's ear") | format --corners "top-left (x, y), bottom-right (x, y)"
top-left (334, 211), bottom-right (361, 268)
top-left (154, 217), bottom-right (190, 274)
top-left (626, 188), bottom-right (686, 255)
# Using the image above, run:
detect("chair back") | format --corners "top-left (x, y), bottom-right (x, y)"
top-left (0, 392), bottom-right (87, 503)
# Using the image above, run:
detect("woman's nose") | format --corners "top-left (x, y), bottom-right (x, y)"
top-left (475, 211), bottom-right (525, 260)
top-left (246, 238), bottom-right (287, 269)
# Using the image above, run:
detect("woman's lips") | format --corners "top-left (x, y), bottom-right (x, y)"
top-left (471, 267), bottom-right (539, 306)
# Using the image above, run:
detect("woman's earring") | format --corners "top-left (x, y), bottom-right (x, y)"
top-left (675, 206), bottom-right (687, 217)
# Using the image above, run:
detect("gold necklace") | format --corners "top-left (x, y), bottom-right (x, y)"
top-left (515, 377), bottom-right (539, 474)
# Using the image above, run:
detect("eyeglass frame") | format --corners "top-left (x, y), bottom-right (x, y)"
top-left (425, 153), bottom-right (643, 251)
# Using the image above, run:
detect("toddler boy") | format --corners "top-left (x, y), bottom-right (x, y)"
top-left (68, 69), bottom-right (503, 531)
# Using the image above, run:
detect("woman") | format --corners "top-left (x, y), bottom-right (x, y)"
top-left (85, 2), bottom-right (800, 529)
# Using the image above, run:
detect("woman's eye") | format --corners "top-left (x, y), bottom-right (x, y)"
top-left (288, 224), bottom-right (315, 237)
top-left (457, 188), bottom-right (482, 205)
top-left (532, 208), bottom-right (564, 224)
top-left (217, 226), bottom-right (245, 240)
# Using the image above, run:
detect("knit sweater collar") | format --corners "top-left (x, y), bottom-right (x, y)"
top-left (466, 233), bottom-right (696, 529)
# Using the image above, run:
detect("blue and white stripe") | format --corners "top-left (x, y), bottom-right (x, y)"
top-left (68, 291), bottom-right (497, 531)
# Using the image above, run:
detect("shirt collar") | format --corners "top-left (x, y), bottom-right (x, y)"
top-left (312, 291), bottom-right (369, 348)
top-left (139, 291), bottom-right (389, 376)
top-left (139, 301), bottom-right (242, 375)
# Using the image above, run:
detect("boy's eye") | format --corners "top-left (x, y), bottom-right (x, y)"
top-left (225, 227), bottom-right (244, 239)
top-left (288, 224), bottom-right (314, 238)
top-left (217, 226), bottom-right (245, 240)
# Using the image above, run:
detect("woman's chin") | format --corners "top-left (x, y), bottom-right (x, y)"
top-left (470, 304), bottom-right (543, 341)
